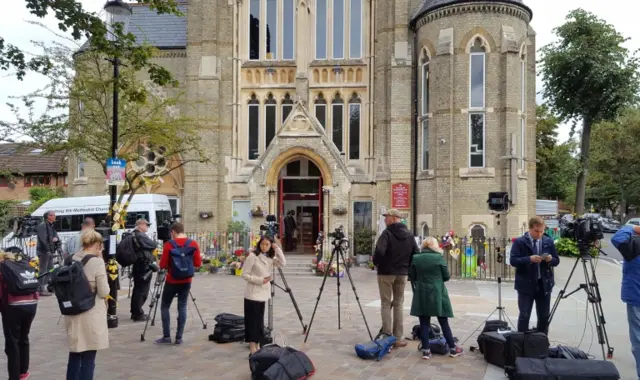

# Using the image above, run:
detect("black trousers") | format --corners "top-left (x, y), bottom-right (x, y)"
top-left (244, 298), bottom-right (266, 343)
top-left (2, 304), bottom-right (37, 380)
top-left (130, 267), bottom-right (152, 317)
top-left (517, 279), bottom-right (551, 334)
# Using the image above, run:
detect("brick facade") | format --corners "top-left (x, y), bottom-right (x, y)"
top-left (70, 0), bottom-right (536, 239)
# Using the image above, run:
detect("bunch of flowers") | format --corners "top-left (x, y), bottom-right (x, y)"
top-left (316, 260), bottom-right (328, 274)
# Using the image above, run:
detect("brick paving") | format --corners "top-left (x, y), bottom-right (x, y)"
top-left (1, 267), bottom-right (504, 380)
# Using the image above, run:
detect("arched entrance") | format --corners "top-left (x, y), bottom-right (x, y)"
top-left (278, 158), bottom-right (323, 254)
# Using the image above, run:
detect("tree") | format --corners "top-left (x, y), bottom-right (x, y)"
top-left (539, 9), bottom-right (640, 214)
top-left (26, 186), bottom-right (65, 214)
top-left (0, 34), bottom-right (210, 229)
top-left (1, 0), bottom-right (182, 87)
top-left (588, 108), bottom-right (640, 219)
top-left (536, 105), bottom-right (579, 203)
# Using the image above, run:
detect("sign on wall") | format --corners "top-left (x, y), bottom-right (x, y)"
top-left (391, 183), bottom-right (410, 209)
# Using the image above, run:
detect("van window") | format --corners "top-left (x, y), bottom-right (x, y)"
top-left (125, 212), bottom-right (150, 228)
top-left (85, 214), bottom-right (109, 228)
top-left (156, 211), bottom-right (172, 226)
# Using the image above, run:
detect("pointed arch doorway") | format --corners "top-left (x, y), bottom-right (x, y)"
top-left (278, 158), bottom-right (324, 254)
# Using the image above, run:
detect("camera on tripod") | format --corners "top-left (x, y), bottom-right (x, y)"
top-left (328, 226), bottom-right (349, 248)
top-left (12, 215), bottom-right (39, 238)
top-left (259, 214), bottom-right (279, 238)
top-left (560, 217), bottom-right (604, 256)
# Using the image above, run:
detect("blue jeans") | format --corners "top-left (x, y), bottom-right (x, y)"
top-left (627, 303), bottom-right (640, 380)
top-left (419, 316), bottom-right (456, 350)
top-left (160, 282), bottom-right (191, 340)
top-left (66, 350), bottom-right (97, 380)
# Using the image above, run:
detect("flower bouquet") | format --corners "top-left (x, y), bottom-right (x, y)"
top-left (329, 262), bottom-right (345, 278)
top-left (210, 258), bottom-right (222, 274)
top-left (316, 260), bottom-right (328, 276)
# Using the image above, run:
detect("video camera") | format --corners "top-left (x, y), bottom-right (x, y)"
top-left (12, 215), bottom-right (40, 238)
top-left (560, 217), bottom-right (604, 255)
top-left (260, 214), bottom-right (279, 238)
top-left (156, 214), bottom-right (181, 242)
top-left (328, 226), bottom-right (349, 248)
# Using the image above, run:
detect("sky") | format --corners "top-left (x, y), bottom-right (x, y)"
top-left (0, 0), bottom-right (638, 143)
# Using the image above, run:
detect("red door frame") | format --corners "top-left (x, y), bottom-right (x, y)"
top-left (279, 177), bottom-right (284, 238)
top-left (278, 176), bottom-right (323, 249)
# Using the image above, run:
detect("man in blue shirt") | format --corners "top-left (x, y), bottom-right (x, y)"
top-left (621, 225), bottom-right (640, 380)
top-left (510, 216), bottom-right (560, 334)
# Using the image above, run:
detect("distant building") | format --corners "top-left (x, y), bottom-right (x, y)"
top-left (0, 144), bottom-right (67, 201)
top-left (71, 0), bottom-right (536, 240)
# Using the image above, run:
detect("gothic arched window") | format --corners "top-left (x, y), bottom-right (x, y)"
top-left (348, 93), bottom-right (361, 160)
top-left (315, 93), bottom-right (327, 129)
top-left (332, 94), bottom-right (344, 152)
top-left (281, 93), bottom-right (294, 124)
top-left (248, 94), bottom-right (260, 160)
top-left (469, 37), bottom-right (487, 168)
top-left (421, 51), bottom-right (430, 171)
top-left (265, 93), bottom-right (277, 150)
top-left (520, 46), bottom-right (526, 170)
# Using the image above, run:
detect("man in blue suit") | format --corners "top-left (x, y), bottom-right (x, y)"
top-left (510, 216), bottom-right (560, 334)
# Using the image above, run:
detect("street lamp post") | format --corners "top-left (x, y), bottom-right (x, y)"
top-left (104, 0), bottom-right (132, 329)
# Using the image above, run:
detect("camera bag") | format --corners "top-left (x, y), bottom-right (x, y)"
top-left (478, 331), bottom-right (510, 368)
top-left (410, 323), bottom-right (441, 341)
top-left (49, 254), bottom-right (97, 316)
top-left (510, 357), bottom-right (619, 380)
top-left (214, 313), bottom-right (245, 326)
top-left (354, 333), bottom-right (397, 361)
top-left (115, 233), bottom-right (138, 267)
top-left (209, 324), bottom-right (245, 343)
top-left (477, 319), bottom-right (510, 353)
top-left (249, 344), bottom-right (315, 380)
top-left (504, 331), bottom-right (550, 375)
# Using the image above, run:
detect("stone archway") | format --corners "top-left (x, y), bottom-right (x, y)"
top-left (265, 146), bottom-right (333, 188)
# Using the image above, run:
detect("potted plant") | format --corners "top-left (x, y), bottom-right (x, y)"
top-left (210, 259), bottom-right (222, 274)
top-left (354, 228), bottom-right (376, 265)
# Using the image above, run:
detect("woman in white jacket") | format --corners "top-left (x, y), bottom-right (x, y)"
top-left (242, 235), bottom-right (286, 355)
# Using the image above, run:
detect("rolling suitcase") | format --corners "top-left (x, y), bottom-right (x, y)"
top-left (512, 357), bottom-right (620, 380)
top-left (504, 331), bottom-right (549, 368)
top-left (477, 320), bottom-right (510, 353)
top-left (477, 331), bottom-right (510, 368)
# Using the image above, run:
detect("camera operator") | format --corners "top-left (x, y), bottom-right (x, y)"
top-left (64, 217), bottom-right (95, 258)
top-left (510, 216), bottom-right (560, 334)
top-left (36, 210), bottom-right (59, 296)
top-left (129, 219), bottom-right (159, 322)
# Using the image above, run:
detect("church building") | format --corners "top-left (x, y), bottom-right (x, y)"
top-left (70, 0), bottom-right (537, 246)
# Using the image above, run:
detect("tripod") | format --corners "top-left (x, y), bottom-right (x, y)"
top-left (140, 271), bottom-right (208, 342)
top-left (462, 276), bottom-right (515, 345)
top-left (304, 235), bottom-right (373, 343)
top-left (548, 247), bottom-right (614, 360)
top-left (263, 266), bottom-right (308, 344)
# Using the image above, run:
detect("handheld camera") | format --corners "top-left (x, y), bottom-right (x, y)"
top-left (157, 214), bottom-right (181, 242)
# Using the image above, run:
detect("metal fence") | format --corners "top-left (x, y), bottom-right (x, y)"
top-left (432, 236), bottom-right (515, 281)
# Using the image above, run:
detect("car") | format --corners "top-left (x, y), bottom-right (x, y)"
top-left (600, 218), bottom-right (621, 233)
top-left (626, 218), bottom-right (640, 226)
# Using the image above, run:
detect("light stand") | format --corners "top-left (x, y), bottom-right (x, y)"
top-left (103, 0), bottom-right (133, 329)
top-left (462, 276), bottom-right (514, 346)
top-left (548, 245), bottom-right (613, 360)
top-left (304, 229), bottom-right (373, 343)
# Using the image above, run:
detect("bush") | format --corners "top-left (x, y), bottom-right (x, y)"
top-left (554, 237), bottom-right (598, 257)
top-left (354, 228), bottom-right (376, 256)
top-left (26, 187), bottom-right (65, 214)
top-left (227, 220), bottom-right (249, 233)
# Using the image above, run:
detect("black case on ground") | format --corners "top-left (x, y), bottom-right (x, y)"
top-left (504, 331), bottom-right (550, 368)
top-left (478, 320), bottom-right (510, 353)
top-left (478, 331), bottom-right (509, 368)
top-left (214, 313), bottom-right (245, 326)
top-left (209, 323), bottom-right (245, 343)
top-left (513, 357), bottom-right (620, 380)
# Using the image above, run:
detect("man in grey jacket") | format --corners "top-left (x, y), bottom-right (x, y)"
top-left (64, 217), bottom-right (95, 257)
top-left (36, 210), bottom-right (59, 296)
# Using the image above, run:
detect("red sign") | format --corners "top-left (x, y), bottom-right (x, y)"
top-left (391, 183), bottom-right (410, 209)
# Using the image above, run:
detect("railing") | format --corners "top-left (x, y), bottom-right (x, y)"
top-left (425, 236), bottom-right (515, 281)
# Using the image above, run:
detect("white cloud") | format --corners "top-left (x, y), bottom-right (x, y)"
top-left (1, 0), bottom-right (638, 144)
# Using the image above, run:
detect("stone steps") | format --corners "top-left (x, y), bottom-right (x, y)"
top-left (279, 256), bottom-right (313, 276)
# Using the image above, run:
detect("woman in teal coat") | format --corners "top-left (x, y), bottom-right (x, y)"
top-left (410, 237), bottom-right (463, 359)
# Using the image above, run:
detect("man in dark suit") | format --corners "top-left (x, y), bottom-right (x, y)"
top-left (510, 216), bottom-right (560, 334)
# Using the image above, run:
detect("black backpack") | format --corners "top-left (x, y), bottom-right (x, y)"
top-left (49, 254), bottom-right (97, 316)
top-left (115, 232), bottom-right (139, 267)
top-left (0, 259), bottom-right (39, 296)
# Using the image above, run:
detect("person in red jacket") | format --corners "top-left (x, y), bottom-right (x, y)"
top-left (154, 222), bottom-right (201, 345)
top-left (0, 253), bottom-right (39, 380)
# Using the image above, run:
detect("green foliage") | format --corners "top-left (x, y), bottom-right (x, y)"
top-left (539, 9), bottom-right (640, 213)
top-left (0, 201), bottom-right (17, 236)
top-left (26, 186), bottom-right (64, 214)
top-left (227, 220), bottom-right (249, 233)
top-left (535, 105), bottom-right (580, 203)
top-left (587, 108), bottom-right (640, 215)
top-left (353, 228), bottom-right (376, 255)
top-left (2, 0), bottom-right (182, 86)
top-left (554, 238), bottom-right (599, 258)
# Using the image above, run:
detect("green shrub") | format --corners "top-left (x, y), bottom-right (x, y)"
top-left (26, 187), bottom-right (65, 214)
top-left (227, 220), bottom-right (249, 233)
top-left (554, 237), bottom-right (598, 257)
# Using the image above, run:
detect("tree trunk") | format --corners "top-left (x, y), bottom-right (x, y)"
top-left (574, 116), bottom-right (592, 214)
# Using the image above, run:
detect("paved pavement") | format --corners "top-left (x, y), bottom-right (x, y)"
top-left (0, 258), bottom-right (634, 379)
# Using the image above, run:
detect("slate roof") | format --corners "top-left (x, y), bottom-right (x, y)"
top-left (127, 4), bottom-right (187, 49)
top-left (411, 0), bottom-right (532, 23)
top-left (0, 144), bottom-right (67, 174)
top-left (78, 3), bottom-right (187, 52)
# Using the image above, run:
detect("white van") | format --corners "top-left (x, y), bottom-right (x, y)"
top-left (2, 194), bottom-right (173, 257)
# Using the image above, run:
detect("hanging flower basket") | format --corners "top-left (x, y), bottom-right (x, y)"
top-left (251, 205), bottom-right (265, 217)
top-left (332, 206), bottom-right (347, 215)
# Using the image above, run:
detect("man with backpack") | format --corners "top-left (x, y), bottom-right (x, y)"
top-left (0, 252), bottom-right (40, 380)
top-left (128, 219), bottom-right (159, 322)
top-left (36, 210), bottom-right (59, 296)
top-left (154, 222), bottom-right (201, 345)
